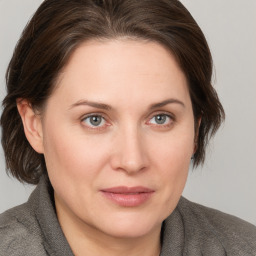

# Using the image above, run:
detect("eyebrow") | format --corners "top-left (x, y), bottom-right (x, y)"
top-left (149, 98), bottom-right (185, 110)
top-left (69, 98), bottom-right (185, 111)
top-left (69, 100), bottom-right (112, 111)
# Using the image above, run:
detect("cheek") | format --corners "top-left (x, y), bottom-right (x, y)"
top-left (150, 129), bottom-right (194, 190)
top-left (145, 133), bottom-right (193, 222)
top-left (151, 130), bottom-right (194, 168)
top-left (42, 123), bottom-right (112, 181)
top-left (157, 144), bottom-right (191, 189)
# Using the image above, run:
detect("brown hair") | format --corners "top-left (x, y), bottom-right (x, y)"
top-left (1, 0), bottom-right (224, 184)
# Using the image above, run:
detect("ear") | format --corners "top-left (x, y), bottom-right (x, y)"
top-left (17, 99), bottom-right (44, 154)
top-left (193, 116), bottom-right (202, 154)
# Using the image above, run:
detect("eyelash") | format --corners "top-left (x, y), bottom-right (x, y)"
top-left (81, 114), bottom-right (109, 131)
top-left (146, 112), bottom-right (174, 128)
top-left (81, 112), bottom-right (175, 131)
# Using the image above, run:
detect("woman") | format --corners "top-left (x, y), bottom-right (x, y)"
top-left (0, 0), bottom-right (255, 255)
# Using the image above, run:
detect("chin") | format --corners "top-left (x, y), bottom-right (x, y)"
top-left (95, 212), bottom-right (162, 239)
top-left (102, 224), bottom-right (157, 239)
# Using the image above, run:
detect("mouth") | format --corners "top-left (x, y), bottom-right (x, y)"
top-left (100, 186), bottom-right (155, 207)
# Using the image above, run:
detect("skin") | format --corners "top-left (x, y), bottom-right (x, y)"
top-left (18, 39), bottom-right (196, 256)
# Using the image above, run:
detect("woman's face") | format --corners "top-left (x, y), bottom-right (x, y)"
top-left (39, 40), bottom-right (195, 238)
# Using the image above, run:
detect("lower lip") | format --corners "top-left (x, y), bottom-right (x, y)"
top-left (101, 191), bottom-right (154, 207)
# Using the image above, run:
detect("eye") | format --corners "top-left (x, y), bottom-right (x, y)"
top-left (82, 115), bottom-right (106, 127)
top-left (148, 114), bottom-right (173, 126)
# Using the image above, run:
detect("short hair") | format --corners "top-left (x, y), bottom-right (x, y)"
top-left (0, 0), bottom-right (225, 184)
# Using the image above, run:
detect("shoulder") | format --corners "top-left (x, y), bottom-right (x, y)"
top-left (178, 197), bottom-right (256, 255)
top-left (179, 197), bottom-right (256, 238)
top-left (0, 203), bottom-right (46, 256)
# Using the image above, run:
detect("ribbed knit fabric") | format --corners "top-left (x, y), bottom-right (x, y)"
top-left (1, 175), bottom-right (256, 255)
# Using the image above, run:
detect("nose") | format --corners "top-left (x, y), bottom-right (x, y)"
top-left (110, 126), bottom-right (149, 174)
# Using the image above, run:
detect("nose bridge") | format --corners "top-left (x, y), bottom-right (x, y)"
top-left (112, 123), bottom-right (148, 174)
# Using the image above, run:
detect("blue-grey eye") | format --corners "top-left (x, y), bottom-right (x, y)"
top-left (150, 114), bottom-right (171, 125)
top-left (83, 115), bottom-right (105, 127)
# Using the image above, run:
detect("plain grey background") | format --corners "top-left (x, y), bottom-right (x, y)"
top-left (0, 0), bottom-right (255, 225)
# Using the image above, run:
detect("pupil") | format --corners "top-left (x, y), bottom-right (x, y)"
top-left (90, 116), bottom-right (101, 126)
top-left (155, 115), bottom-right (166, 124)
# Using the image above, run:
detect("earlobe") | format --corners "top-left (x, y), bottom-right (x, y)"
top-left (17, 99), bottom-right (44, 154)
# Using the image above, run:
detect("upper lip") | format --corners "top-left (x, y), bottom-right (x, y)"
top-left (101, 186), bottom-right (154, 194)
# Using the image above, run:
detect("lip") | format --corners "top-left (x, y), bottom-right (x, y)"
top-left (100, 186), bottom-right (155, 207)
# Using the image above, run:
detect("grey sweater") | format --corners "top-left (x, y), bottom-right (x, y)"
top-left (1, 176), bottom-right (256, 256)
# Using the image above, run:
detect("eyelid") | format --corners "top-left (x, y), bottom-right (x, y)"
top-left (147, 111), bottom-right (175, 120)
top-left (81, 113), bottom-right (111, 130)
top-left (146, 111), bottom-right (175, 126)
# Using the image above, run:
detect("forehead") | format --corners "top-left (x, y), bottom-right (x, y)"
top-left (52, 39), bottom-right (190, 107)
top-left (62, 39), bottom-right (183, 79)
